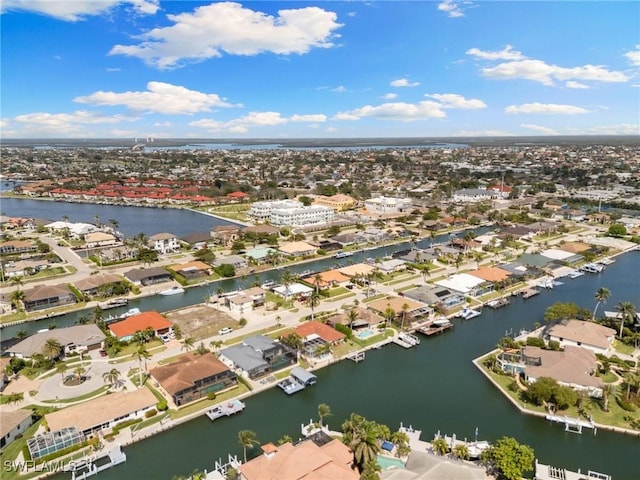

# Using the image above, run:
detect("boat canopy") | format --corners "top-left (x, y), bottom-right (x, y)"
top-left (291, 366), bottom-right (317, 386)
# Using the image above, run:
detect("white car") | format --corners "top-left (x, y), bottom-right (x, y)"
top-left (218, 327), bottom-right (233, 335)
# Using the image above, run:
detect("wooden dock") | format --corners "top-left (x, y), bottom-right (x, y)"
top-left (347, 351), bottom-right (365, 362)
top-left (70, 446), bottom-right (126, 480)
top-left (415, 320), bottom-right (454, 336)
top-left (205, 399), bottom-right (246, 421)
top-left (521, 288), bottom-right (540, 299)
top-left (545, 414), bottom-right (597, 435)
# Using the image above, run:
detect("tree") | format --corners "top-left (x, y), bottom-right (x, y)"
top-left (452, 443), bottom-right (470, 460)
top-left (42, 338), bottom-right (63, 361)
top-left (400, 303), bottom-right (410, 331)
top-left (132, 347), bottom-right (151, 386)
top-left (238, 430), bottom-right (259, 463)
top-left (347, 308), bottom-right (359, 329)
top-left (431, 437), bottom-right (449, 456)
top-left (181, 337), bottom-right (195, 353)
top-left (73, 365), bottom-right (86, 382)
top-left (317, 403), bottom-right (332, 427)
top-left (193, 247), bottom-right (216, 264)
top-left (544, 302), bottom-right (590, 324)
top-left (360, 460), bottom-right (382, 480)
top-left (56, 362), bottom-right (68, 382)
top-left (9, 289), bottom-right (25, 311)
top-left (615, 301), bottom-right (637, 338)
top-left (608, 224), bottom-right (627, 237)
top-left (103, 368), bottom-right (121, 390)
top-left (341, 413), bottom-right (381, 472)
top-left (480, 436), bottom-right (534, 480)
top-left (592, 287), bottom-right (611, 320)
top-left (307, 290), bottom-right (321, 322)
top-left (525, 377), bottom-right (558, 406)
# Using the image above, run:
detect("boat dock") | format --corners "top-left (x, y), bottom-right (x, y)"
top-left (415, 319), bottom-right (454, 336)
top-left (277, 367), bottom-right (317, 395)
top-left (205, 399), bottom-right (246, 421)
top-left (521, 288), bottom-right (540, 299)
top-left (70, 445), bottom-right (127, 480)
top-left (545, 414), bottom-right (597, 435)
top-left (486, 297), bottom-right (510, 309)
top-left (534, 459), bottom-right (611, 480)
top-left (347, 351), bottom-right (365, 362)
top-left (393, 333), bottom-right (420, 348)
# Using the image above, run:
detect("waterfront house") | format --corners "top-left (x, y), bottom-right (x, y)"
top-left (245, 246), bottom-right (279, 264)
top-left (150, 352), bottom-right (237, 407)
top-left (498, 345), bottom-right (603, 398)
top-left (545, 319), bottom-right (616, 355)
top-left (365, 196), bottom-right (412, 214)
top-left (45, 221), bottom-right (98, 238)
top-left (313, 193), bottom-right (356, 211)
top-left (337, 263), bottom-right (376, 279)
top-left (213, 254), bottom-right (249, 270)
top-left (468, 266), bottom-right (512, 286)
top-left (272, 282), bottom-right (314, 300)
top-left (376, 258), bottom-right (407, 273)
top-left (395, 248), bottom-right (436, 264)
top-left (278, 241), bottom-right (317, 258)
top-left (0, 239), bottom-right (37, 255)
top-left (83, 231), bottom-right (118, 248)
top-left (6, 324), bottom-right (105, 359)
top-left (0, 410), bottom-right (34, 450)
top-left (326, 307), bottom-right (385, 329)
top-left (290, 321), bottom-right (346, 359)
top-left (238, 438), bottom-right (359, 480)
top-left (367, 296), bottom-right (431, 323)
top-left (435, 273), bottom-right (492, 297)
top-left (22, 284), bottom-right (76, 312)
top-left (124, 266), bottom-right (173, 286)
top-left (218, 335), bottom-right (297, 380)
top-left (224, 287), bottom-right (266, 315)
top-left (73, 273), bottom-right (125, 298)
top-left (170, 260), bottom-right (212, 280)
top-left (330, 232), bottom-right (359, 246)
top-left (403, 285), bottom-right (464, 311)
top-left (44, 387), bottom-right (157, 436)
top-left (210, 225), bottom-right (241, 246)
top-left (180, 231), bottom-right (215, 249)
top-left (302, 270), bottom-right (350, 289)
top-left (148, 232), bottom-right (180, 254)
top-left (108, 311), bottom-right (173, 342)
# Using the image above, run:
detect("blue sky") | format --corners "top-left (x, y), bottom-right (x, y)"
top-left (1, 1), bottom-right (639, 138)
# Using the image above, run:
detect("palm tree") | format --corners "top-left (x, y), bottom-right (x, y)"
top-left (7, 392), bottom-right (24, 407)
top-left (383, 306), bottom-right (396, 328)
top-left (9, 289), bottom-right (25, 311)
top-left (347, 308), bottom-right (359, 329)
top-left (181, 337), bottom-right (195, 352)
top-left (275, 315), bottom-right (282, 328)
top-left (103, 368), bottom-right (121, 390)
top-left (238, 430), bottom-right (259, 463)
top-left (42, 338), bottom-right (63, 361)
top-left (342, 414), bottom-right (380, 472)
top-left (400, 303), bottom-right (410, 331)
top-left (56, 362), bottom-right (68, 382)
top-left (360, 460), bottom-right (382, 480)
top-left (280, 269), bottom-right (294, 297)
top-left (10, 275), bottom-right (24, 292)
top-left (317, 403), bottom-right (332, 427)
top-left (307, 290), bottom-right (321, 321)
top-left (73, 365), bottom-right (86, 383)
top-left (431, 436), bottom-right (449, 456)
top-left (132, 347), bottom-right (151, 386)
top-left (615, 301), bottom-right (637, 338)
top-left (209, 340), bottom-right (223, 353)
top-left (452, 443), bottom-right (470, 460)
top-left (592, 287), bottom-right (612, 320)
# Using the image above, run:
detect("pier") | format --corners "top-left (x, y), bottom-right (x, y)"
top-left (70, 445), bottom-right (126, 480)
top-left (347, 351), bottom-right (365, 362)
top-left (205, 399), bottom-right (246, 421)
top-left (393, 333), bottom-right (420, 348)
top-left (534, 459), bottom-right (611, 480)
top-left (545, 414), bottom-right (597, 435)
top-left (415, 319), bottom-right (454, 336)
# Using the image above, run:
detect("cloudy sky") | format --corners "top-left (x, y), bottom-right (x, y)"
top-left (1, 1), bottom-right (638, 138)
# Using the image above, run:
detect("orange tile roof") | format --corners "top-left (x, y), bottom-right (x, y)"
top-left (294, 321), bottom-right (345, 343)
top-left (108, 311), bottom-right (172, 339)
top-left (468, 266), bottom-right (511, 282)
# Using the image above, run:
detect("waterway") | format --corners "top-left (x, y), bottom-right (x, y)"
top-left (44, 252), bottom-right (640, 480)
top-left (0, 198), bottom-right (238, 237)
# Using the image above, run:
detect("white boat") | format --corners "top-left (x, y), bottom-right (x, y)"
top-left (432, 318), bottom-right (452, 327)
top-left (537, 278), bottom-right (554, 289)
top-left (159, 286), bottom-right (185, 296)
top-left (580, 263), bottom-right (604, 274)
top-left (261, 280), bottom-right (276, 289)
top-left (205, 399), bottom-right (245, 421)
top-left (334, 251), bottom-right (354, 259)
top-left (568, 270), bottom-right (584, 279)
top-left (98, 298), bottom-right (129, 310)
top-left (456, 307), bottom-right (481, 320)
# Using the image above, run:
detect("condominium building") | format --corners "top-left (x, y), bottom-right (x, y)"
top-left (248, 200), bottom-right (335, 227)
top-left (364, 196), bottom-right (412, 214)
top-left (248, 200), bottom-right (303, 223)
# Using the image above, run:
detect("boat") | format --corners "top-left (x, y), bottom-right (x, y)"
top-left (456, 307), bottom-right (481, 320)
top-left (334, 251), bottom-right (354, 259)
top-left (205, 399), bottom-right (246, 421)
top-left (159, 286), bottom-right (185, 296)
top-left (537, 278), bottom-right (554, 289)
top-left (277, 367), bottom-right (317, 395)
top-left (598, 257), bottom-right (615, 266)
top-left (521, 288), bottom-right (540, 299)
top-left (98, 298), bottom-right (129, 310)
top-left (580, 263), bottom-right (604, 273)
top-left (568, 269), bottom-right (584, 279)
top-left (486, 298), bottom-right (510, 309)
top-left (261, 280), bottom-right (276, 289)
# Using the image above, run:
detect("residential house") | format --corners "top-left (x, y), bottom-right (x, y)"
top-left (180, 232), bottom-right (215, 249)
top-left (498, 345), bottom-right (603, 398)
top-left (313, 193), bottom-right (355, 211)
top-left (0, 239), bottom-right (37, 255)
top-left (435, 273), bottom-right (493, 297)
top-left (124, 266), bottom-right (172, 286)
top-left (83, 232), bottom-right (117, 248)
top-left (73, 273), bottom-right (125, 298)
top-left (150, 352), bottom-right (237, 407)
top-left (403, 285), bottom-right (464, 311)
top-left (213, 254), bottom-right (249, 271)
top-left (376, 259), bottom-right (406, 273)
top-left (108, 311), bottom-right (173, 342)
top-left (364, 196), bottom-right (412, 214)
top-left (218, 335), bottom-right (297, 379)
top-left (224, 287), bottom-right (266, 315)
top-left (291, 321), bottom-right (346, 359)
top-left (302, 270), bottom-right (350, 289)
top-left (148, 232), bottom-right (180, 254)
top-left (326, 307), bottom-right (385, 329)
top-left (44, 388), bottom-right (157, 436)
top-left (238, 437), bottom-right (359, 480)
top-left (22, 284), bottom-right (76, 312)
top-left (210, 225), bottom-right (240, 247)
top-left (6, 324), bottom-right (105, 359)
top-left (0, 410), bottom-right (34, 450)
top-left (245, 246), bottom-right (279, 265)
top-left (366, 296), bottom-right (432, 323)
top-left (278, 241), bottom-right (317, 258)
top-left (546, 319), bottom-right (616, 355)
top-left (451, 188), bottom-right (497, 203)
top-left (170, 260), bottom-right (212, 280)
top-left (467, 266), bottom-right (512, 288)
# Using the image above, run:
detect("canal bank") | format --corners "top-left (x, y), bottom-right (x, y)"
top-left (42, 250), bottom-right (640, 480)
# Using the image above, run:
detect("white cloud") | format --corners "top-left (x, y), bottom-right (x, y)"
top-left (584, 124), bottom-right (640, 135)
top-left (466, 45), bottom-right (525, 61)
top-left (437, 1), bottom-right (467, 18)
top-left (425, 93), bottom-right (486, 109)
top-left (390, 78), bottom-right (420, 88)
top-left (109, 2), bottom-right (343, 69)
top-left (189, 111), bottom-right (325, 134)
top-left (73, 82), bottom-right (239, 115)
top-left (153, 121), bottom-right (172, 127)
top-left (382, 93), bottom-right (398, 100)
top-left (520, 124), bottom-right (559, 135)
top-left (624, 45), bottom-right (640, 66)
top-left (12, 110), bottom-right (138, 136)
top-left (106, 67), bottom-right (122, 72)
top-left (565, 81), bottom-right (589, 89)
top-left (505, 103), bottom-right (590, 115)
top-left (0, 0), bottom-right (159, 21)
top-left (481, 59), bottom-right (629, 86)
top-left (332, 86), bottom-right (348, 93)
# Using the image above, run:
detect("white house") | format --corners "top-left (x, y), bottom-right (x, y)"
top-left (248, 199), bottom-right (335, 226)
top-left (451, 188), bottom-right (498, 203)
top-left (364, 196), bottom-right (412, 215)
top-left (148, 232), bottom-right (180, 254)
top-left (247, 199), bottom-right (302, 223)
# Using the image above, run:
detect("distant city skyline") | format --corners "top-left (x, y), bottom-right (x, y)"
top-left (1, 1), bottom-right (639, 139)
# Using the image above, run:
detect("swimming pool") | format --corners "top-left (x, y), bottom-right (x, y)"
top-left (355, 329), bottom-right (375, 340)
top-left (377, 455), bottom-right (406, 471)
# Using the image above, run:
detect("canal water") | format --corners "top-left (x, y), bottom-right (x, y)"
top-left (46, 252), bottom-right (639, 480)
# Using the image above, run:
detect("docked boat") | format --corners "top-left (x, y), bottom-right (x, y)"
top-left (456, 307), bottom-right (481, 320)
top-left (567, 269), bottom-right (584, 279)
top-left (277, 367), bottom-right (317, 395)
top-left (580, 263), bottom-right (604, 273)
top-left (334, 251), bottom-right (354, 259)
top-left (486, 298), bottom-right (510, 309)
top-left (159, 286), bottom-right (185, 296)
top-left (521, 288), bottom-right (540, 299)
top-left (205, 399), bottom-right (245, 421)
top-left (261, 280), bottom-right (276, 290)
top-left (98, 298), bottom-right (129, 310)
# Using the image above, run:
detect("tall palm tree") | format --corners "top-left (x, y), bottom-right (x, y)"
top-left (238, 430), bottom-right (259, 463)
top-left (132, 347), bottom-right (151, 386)
top-left (615, 301), bottom-right (637, 338)
top-left (400, 303), bottom-right (410, 331)
top-left (317, 403), bottom-right (332, 427)
top-left (280, 269), bottom-right (294, 297)
top-left (307, 290), bottom-right (321, 322)
top-left (9, 289), bottom-right (25, 311)
top-left (347, 309), bottom-right (359, 329)
top-left (42, 338), bottom-right (63, 361)
top-left (73, 365), bottom-right (86, 383)
top-left (181, 337), bottom-right (195, 352)
top-left (592, 287), bottom-right (612, 320)
top-left (56, 362), bottom-right (68, 382)
top-left (103, 368), bottom-right (121, 390)
top-left (342, 413), bottom-right (380, 472)
top-left (10, 275), bottom-right (24, 292)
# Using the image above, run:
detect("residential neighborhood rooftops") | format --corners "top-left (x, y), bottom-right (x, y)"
top-left (468, 266), bottom-right (511, 283)
top-left (108, 311), bottom-right (172, 339)
top-left (547, 319), bottom-right (616, 350)
top-left (6, 324), bottom-right (105, 359)
top-left (294, 321), bottom-right (345, 343)
top-left (150, 352), bottom-right (231, 396)
top-left (523, 345), bottom-right (603, 389)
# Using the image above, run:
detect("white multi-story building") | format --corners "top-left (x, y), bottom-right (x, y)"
top-left (364, 196), bottom-right (412, 214)
top-left (451, 188), bottom-right (498, 203)
top-left (248, 200), bottom-right (334, 227)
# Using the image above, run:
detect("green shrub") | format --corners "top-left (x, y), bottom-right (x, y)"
top-left (526, 337), bottom-right (546, 348)
top-left (156, 400), bottom-right (168, 411)
top-left (145, 409), bottom-right (157, 418)
top-left (616, 396), bottom-right (637, 412)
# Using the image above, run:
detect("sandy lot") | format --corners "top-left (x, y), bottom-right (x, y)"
top-left (164, 304), bottom-right (237, 341)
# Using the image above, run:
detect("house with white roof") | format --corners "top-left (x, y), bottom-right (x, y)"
top-left (435, 273), bottom-right (492, 297)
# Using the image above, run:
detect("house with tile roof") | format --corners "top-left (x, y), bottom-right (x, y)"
top-left (124, 266), bottom-right (173, 286)
top-left (108, 311), bottom-right (173, 342)
top-left (6, 324), bottom-right (106, 359)
top-left (278, 241), bottom-right (317, 258)
top-left (546, 319), bottom-right (616, 355)
top-left (0, 410), bottom-right (34, 450)
top-left (73, 273), bottom-right (125, 297)
top-left (22, 284), bottom-right (76, 312)
top-left (148, 232), bottom-right (180, 254)
top-left (149, 352), bottom-right (237, 407)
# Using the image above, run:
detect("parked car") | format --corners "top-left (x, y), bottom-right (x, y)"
top-left (218, 327), bottom-right (233, 335)
top-left (160, 333), bottom-right (171, 343)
